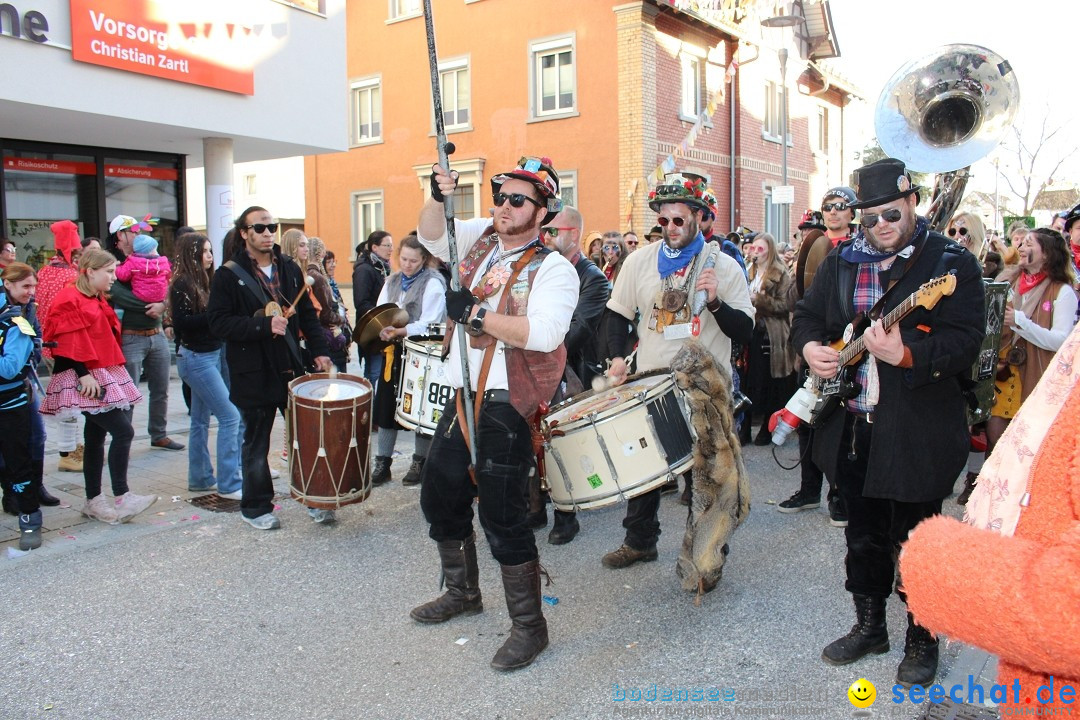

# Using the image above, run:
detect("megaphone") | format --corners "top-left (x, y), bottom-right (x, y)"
top-left (768, 386), bottom-right (820, 446)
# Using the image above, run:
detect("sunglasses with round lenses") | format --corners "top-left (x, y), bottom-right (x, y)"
top-left (493, 192), bottom-right (543, 209)
top-left (821, 202), bottom-right (849, 212)
top-left (947, 226), bottom-right (969, 237)
top-left (859, 208), bottom-right (903, 229)
top-left (244, 223), bottom-right (279, 234)
top-left (656, 216), bottom-right (686, 227)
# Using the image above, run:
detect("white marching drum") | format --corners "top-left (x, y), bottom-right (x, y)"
top-left (541, 371), bottom-right (696, 511)
top-left (396, 336), bottom-right (453, 436)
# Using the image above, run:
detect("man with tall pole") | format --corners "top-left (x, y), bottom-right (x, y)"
top-left (414, 0), bottom-right (577, 675)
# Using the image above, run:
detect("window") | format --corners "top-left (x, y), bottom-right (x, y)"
top-left (680, 47), bottom-right (705, 120)
top-left (764, 81), bottom-right (783, 138)
top-left (558, 170), bottom-right (577, 209)
top-left (814, 107), bottom-right (829, 153)
top-left (388, 0), bottom-right (420, 21)
top-left (350, 77), bottom-right (382, 146)
top-left (438, 58), bottom-right (470, 131)
top-left (352, 190), bottom-right (384, 252)
top-left (764, 187), bottom-right (784, 238)
top-left (412, 158), bottom-right (486, 221)
top-left (243, 174), bottom-right (257, 196)
top-left (450, 185), bottom-right (475, 221)
top-left (531, 36), bottom-right (576, 119)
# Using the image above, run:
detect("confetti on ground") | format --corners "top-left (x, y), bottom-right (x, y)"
top-left (65, 535), bottom-right (76, 540)
top-left (765, 499), bottom-right (777, 505)
top-left (7, 547), bottom-right (28, 558)
top-left (542, 595), bottom-right (559, 606)
top-left (171, 496), bottom-right (182, 502)
top-left (455, 637), bottom-right (469, 645)
top-left (626, 642), bottom-right (638, 649)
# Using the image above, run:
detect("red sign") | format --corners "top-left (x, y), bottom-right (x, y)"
top-left (3, 157), bottom-right (97, 175)
top-left (69, 0), bottom-right (256, 95)
top-left (105, 164), bottom-right (178, 181)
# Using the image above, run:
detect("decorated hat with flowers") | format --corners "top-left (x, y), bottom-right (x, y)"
top-left (648, 172), bottom-right (711, 213)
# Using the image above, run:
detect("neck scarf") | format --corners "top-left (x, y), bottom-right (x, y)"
top-left (400, 268), bottom-right (423, 293)
top-left (840, 217), bottom-right (928, 264)
top-left (657, 231), bottom-right (705, 279)
top-left (1018, 270), bottom-right (1047, 295)
top-left (371, 254), bottom-right (390, 277)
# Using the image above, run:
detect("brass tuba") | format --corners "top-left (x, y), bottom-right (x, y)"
top-left (874, 44), bottom-right (1020, 230)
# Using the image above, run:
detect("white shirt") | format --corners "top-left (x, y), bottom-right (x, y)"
top-left (376, 272), bottom-right (447, 337)
top-left (1013, 283), bottom-right (1079, 352)
top-left (417, 217), bottom-right (579, 391)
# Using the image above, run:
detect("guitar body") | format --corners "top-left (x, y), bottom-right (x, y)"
top-left (809, 366), bottom-right (861, 428)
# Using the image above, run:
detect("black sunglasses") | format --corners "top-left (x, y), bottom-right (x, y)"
top-left (947, 226), bottom-right (969, 238)
top-left (859, 208), bottom-right (903, 229)
top-left (656, 216), bottom-right (686, 227)
top-left (493, 192), bottom-right (543, 209)
top-left (821, 202), bottom-right (849, 212)
top-left (244, 223), bottom-right (279, 234)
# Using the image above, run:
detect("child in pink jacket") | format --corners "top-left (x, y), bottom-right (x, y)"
top-left (116, 234), bottom-right (171, 303)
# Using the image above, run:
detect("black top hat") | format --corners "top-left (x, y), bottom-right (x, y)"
top-left (797, 209), bottom-right (826, 231)
top-left (849, 158), bottom-right (921, 210)
top-left (1064, 202), bottom-right (1080, 233)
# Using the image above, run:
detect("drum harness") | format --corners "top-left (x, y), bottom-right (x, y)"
top-left (224, 259), bottom-right (305, 374)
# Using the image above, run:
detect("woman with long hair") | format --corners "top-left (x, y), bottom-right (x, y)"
top-left (599, 231), bottom-right (627, 284)
top-left (170, 233), bottom-right (243, 497)
top-left (744, 232), bottom-right (797, 446)
top-left (352, 230), bottom-right (393, 387)
top-left (306, 237), bottom-right (350, 373)
top-left (945, 212), bottom-right (988, 266)
top-left (40, 249), bottom-right (155, 525)
top-left (370, 236), bottom-right (446, 486)
top-left (280, 229), bottom-right (308, 265)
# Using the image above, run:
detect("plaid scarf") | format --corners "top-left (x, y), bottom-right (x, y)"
top-left (848, 262), bottom-right (882, 414)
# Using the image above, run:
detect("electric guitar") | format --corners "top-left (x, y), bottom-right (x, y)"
top-left (807, 272), bottom-right (958, 427)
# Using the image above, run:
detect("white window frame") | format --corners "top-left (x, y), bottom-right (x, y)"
top-left (437, 57), bottom-right (471, 133)
top-left (350, 76), bottom-right (382, 146)
top-left (387, 0), bottom-right (420, 22)
top-left (412, 158), bottom-right (486, 221)
top-left (351, 190), bottom-right (384, 255)
top-left (557, 170), bottom-right (577, 210)
top-left (529, 34), bottom-right (577, 121)
top-left (762, 80), bottom-right (792, 145)
top-left (814, 106), bottom-right (829, 153)
top-left (764, 186), bottom-right (784, 239)
top-left (679, 44), bottom-right (707, 122)
top-left (243, 174), bottom-right (257, 196)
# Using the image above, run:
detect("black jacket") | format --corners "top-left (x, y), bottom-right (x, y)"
top-left (789, 229), bottom-right (985, 502)
top-left (565, 254), bottom-right (610, 385)
top-left (207, 247), bottom-right (329, 409)
top-left (352, 253), bottom-right (387, 319)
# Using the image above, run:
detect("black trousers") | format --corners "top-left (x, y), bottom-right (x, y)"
top-left (239, 405), bottom-right (282, 519)
top-left (796, 423), bottom-right (837, 503)
top-left (419, 396), bottom-right (537, 566)
top-left (834, 412), bottom-right (942, 598)
top-left (623, 487), bottom-right (662, 551)
top-left (0, 403), bottom-right (38, 514)
top-left (83, 408), bottom-right (134, 499)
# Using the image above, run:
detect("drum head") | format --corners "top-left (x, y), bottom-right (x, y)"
top-left (795, 229), bottom-right (831, 298)
top-left (548, 373), bottom-right (670, 425)
top-left (293, 378), bottom-right (370, 402)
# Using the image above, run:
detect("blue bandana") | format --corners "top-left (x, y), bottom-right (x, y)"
top-left (400, 269), bottom-right (422, 293)
top-left (657, 231), bottom-right (705, 279)
top-left (840, 217), bottom-right (929, 264)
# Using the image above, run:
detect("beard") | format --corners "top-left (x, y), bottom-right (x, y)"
top-left (663, 217), bottom-right (700, 250)
top-left (494, 207), bottom-right (543, 239)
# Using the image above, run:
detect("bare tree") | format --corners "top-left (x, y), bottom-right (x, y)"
top-left (997, 113), bottom-right (1076, 216)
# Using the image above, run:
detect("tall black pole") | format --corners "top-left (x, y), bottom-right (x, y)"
top-left (422, 0), bottom-right (477, 468)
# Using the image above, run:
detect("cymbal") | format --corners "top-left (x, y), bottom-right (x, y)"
top-left (353, 303), bottom-right (410, 352)
top-left (795, 229), bottom-right (832, 298)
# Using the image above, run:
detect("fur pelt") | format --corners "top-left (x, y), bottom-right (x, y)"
top-left (670, 339), bottom-right (751, 595)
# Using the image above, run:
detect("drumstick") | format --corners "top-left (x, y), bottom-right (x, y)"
top-left (592, 348), bottom-right (638, 392)
top-left (282, 276), bottom-right (316, 319)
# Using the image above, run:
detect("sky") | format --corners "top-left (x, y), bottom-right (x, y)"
top-left (822, 0), bottom-right (1077, 210)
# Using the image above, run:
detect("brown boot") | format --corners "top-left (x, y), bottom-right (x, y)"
top-left (410, 535), bottom-right (483, 623)
top-left (490, 559), bottom-right (549, 671)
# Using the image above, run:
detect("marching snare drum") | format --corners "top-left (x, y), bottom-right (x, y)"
top-left (542, 371), bottom-right (696, 512)
top-left (287, 373), bottom-right (373, 510)
top-left (396, 336), bottom-right (453, 436)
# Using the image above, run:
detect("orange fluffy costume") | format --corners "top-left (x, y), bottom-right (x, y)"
top-left (900, 323), bottom-right (1080, 713)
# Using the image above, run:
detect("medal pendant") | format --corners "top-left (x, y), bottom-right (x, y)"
top-left (662, 289), bottom-right (687, 313)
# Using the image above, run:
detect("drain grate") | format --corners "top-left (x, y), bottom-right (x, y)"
top-left (916, 699), bottom-right (999, 719)
top-left (187, 494), bottom-right (242, 513)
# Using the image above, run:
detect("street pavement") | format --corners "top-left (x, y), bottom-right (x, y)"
top-left (0, 362), bottom-right (998, 720)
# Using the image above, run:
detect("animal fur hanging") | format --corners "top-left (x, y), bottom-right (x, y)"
top-left (670, 339), bottom-right (751, 598)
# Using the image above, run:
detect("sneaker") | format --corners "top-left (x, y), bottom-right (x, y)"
top-left (82, 494), bottom-right (120, 525)
top-left (115, 492), bottom-right (158, 522)
top-left (828, 497), bottom-right (849, 527)
top-left (308, 508), bottom-right (337, 524)
top-left (601, 544), bottom-right (659, 569)
top-left (243, 513), bottom-right (280, 530)
top-left (219, 490), bottom-right (243, 500)
top-left (58, 453), bottom-right (83, 473)
top-left (777, 491), bottom-right (821, 513)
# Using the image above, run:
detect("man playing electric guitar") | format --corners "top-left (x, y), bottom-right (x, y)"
top-left (790, 158), bottom-right (985, 688)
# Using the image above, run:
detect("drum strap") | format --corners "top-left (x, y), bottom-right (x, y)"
top-left (454, 246), bottom-right (542, 483)
top-left (225, 260), bottom-right (305, 373)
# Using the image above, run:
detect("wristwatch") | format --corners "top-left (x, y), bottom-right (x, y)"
top-left (467, 307), bottom-right (487, 336)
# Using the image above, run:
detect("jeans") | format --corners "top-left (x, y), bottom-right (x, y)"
top-left (362, 351), bottom-right (384, 391)
top-left (177, 347), bottom-right (242, 493)
top-left (83, 408), bottom-right (134, 499)
top-left (419, 397), bottom-right (538, 566)
top-left (122, 331), bottom-right (171, 442)
top-left (239, 405), bottom-right (280, 519)
top-left (834, 413), bottom-right (943, 598)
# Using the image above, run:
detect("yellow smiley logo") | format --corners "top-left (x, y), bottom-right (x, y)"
top-left (847, 678), bottom-right (876, 708)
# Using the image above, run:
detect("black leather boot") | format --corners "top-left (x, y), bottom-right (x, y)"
top-left (490, 559), bottom-right (549, 671)
top-left (956, 472), bottom-right (978, 505)
top-left (401, 455), bottom-right (425, 486)
top-left (822, 594), bottom-right (890, 665)
top-left (410, 534), bottom-right (483, 623)
top-left (371, 456), bottom-right (392, 486)
top-left (547, 510), bottom-right (579, 545)
top-left (34, 460), bottom-right (60, 507)
top-left (896, 613), bottom-right (939, 686)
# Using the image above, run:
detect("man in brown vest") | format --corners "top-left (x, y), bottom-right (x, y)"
top-left (410, 156), bottom-right (578, 671)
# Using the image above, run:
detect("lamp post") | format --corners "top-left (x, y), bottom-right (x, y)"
top-left (762, 11), bottom-right (802, 245)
